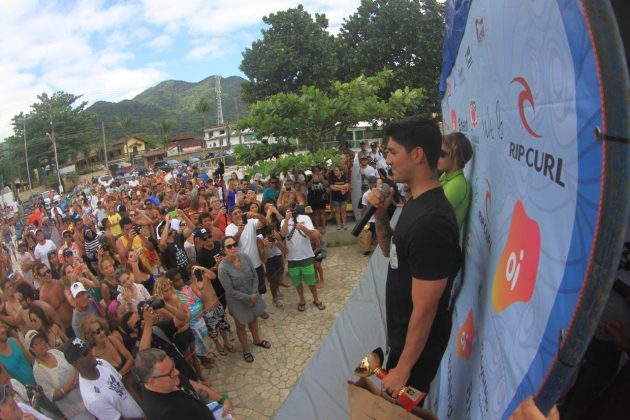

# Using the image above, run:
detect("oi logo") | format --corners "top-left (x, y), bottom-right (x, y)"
top-left (491, 200), bottom-right (541, 312)
top-left (456, 309), bottom-right (475, 359)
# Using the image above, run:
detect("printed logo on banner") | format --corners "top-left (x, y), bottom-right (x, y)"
top-left (475, 18), bottom-right (485, 43)
top-left (451, 109), bottom-right (457, 134)
top-left (510, 77), bottom-right (542, 138)
top-left (492, 200), bottom-right (541, 312)
top-left (456, 309), bottom-right (475, 359)
top-left (465, 47), bottom-right (473, 68)
top-left (477, 178), bottom-right (493, 251)
top-left (470, 100), bottom-right (478, 128)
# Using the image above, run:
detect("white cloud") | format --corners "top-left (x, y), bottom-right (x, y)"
top-left (0, 0), bottom-right (363, 140)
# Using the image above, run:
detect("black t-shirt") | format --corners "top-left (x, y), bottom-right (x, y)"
top-left (196, 243), bottom-right (226, 306)
top-left (142, 374), bottom-right (215, 420)
top-left (151, 319), bottom-right (198, 382)
top-left (330, 174), bottom-right (348, 202)
top-left (385, 187), bottom-right (460, 387)
top-left (161, 233), bottom-right (189, 270)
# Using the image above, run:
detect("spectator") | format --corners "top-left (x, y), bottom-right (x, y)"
top-left (63, 338), bottom-right (144, 419)
top-left (329, 167), bottom-right (351, 230)
top-left (208, 199), bottom-right (229, 234)
top-left (280, 205), bottom-right (326, 313)
top-left (134, 348), bottom-right (234, 420)
top-left (33, 230), bottom-right (56, 269)
top-left (218, 236), bottom-right (271, 363)
top-left (225, 207), bottom-right (269, 307)
top-left (0, 322), bottom-right (35, 386)
top-left (27, 306), bottom-right (67, 350)
top-left (261, 176), bottom-right (281, 203)
top-left (16, 242), bottom-right (37, 289)
top-left (36, 263), bottom-right (73, 337)
top-left (0, 382), bottom-right (53, 420)
top-left (116, 268), bottom-right (150, 314)
top-left (70, 283), bottom-right (103, 339)
top-left (438, 132), bottom-right (474, 229)
top-left (27, 330), bottom-right (92, 420)
top-left (158, 211), bottom-right (194, 276)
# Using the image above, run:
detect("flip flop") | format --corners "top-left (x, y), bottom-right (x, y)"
top-left (254, 340), bottom-right (272, 349)
top-left (260, 312), bottom-right (269, 319)
top-left (298, 302), bottom-right (306, 312)
top-left (243, 352), bottom-right (254, 363)
top-left (313, 301), bottom-right (326, 310)
top-left (217, 347), bottom-right (228, 356)
top-left (224, 343), bottom-right (236, 353)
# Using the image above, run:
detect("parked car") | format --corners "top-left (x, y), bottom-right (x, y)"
top-left (153, 161), bottom-right (171, 172)
top-left (98, 175), bottom-right (114, 187)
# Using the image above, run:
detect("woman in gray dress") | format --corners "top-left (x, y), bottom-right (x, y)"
top-left (218, 236), bottom-right (271, 363)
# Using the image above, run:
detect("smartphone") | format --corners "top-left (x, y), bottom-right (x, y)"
top-left (194, 269), bottom-right (203, 282)
top-left (117, 285), bottom-right (124, 293)
top-left (241, 214), bottom-right (248, 225)
top-left (285, 187), bottom-right (292, 192)
top-left (169, 210), bottom-right (178, 218)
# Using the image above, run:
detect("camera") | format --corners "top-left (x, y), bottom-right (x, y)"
top-left (241, 214), bottom-right (248, 225)
top-left (261, 225), bottom-right (276, 242)
top-left (132, 225), bottom-right (141, 234)
top-left (138, 298), bottom-right (165, 317)
top-left (194, 268), bottom-right (203, 282)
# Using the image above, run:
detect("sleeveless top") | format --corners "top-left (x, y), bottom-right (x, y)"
top-left (0, 338), bottom-right (35, 385)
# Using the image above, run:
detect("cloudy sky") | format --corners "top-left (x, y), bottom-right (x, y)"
top-left (0, 0), bottom-right (362, 140)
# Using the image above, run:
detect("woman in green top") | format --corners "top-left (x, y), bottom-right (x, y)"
top-left (438, 132), bottom-right (473, 228)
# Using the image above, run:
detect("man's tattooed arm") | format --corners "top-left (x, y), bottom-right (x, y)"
top-left (375, 212), bottom-right (393, 258)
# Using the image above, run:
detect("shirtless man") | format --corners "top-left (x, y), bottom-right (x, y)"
top-left (190, 265), bottom-right (233, 355)
top-left (198, 212), bottom-right (224, 243)
top-left (35, 263), bottom-right (74, 336)
top-left (12, 281), bottom-right (64, 334)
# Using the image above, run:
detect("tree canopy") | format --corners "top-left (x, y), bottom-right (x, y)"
top-left (337, 0), bottom-right (445, 113)
top-left (238, 71), bottom-right (426, 152)
top-left (239, 5), bottom-right (338, 103)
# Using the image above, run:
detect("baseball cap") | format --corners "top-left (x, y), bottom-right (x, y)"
top-left (63, 337), bottom-right (90, 365)
top-left (192, 227), bottom-right (208, 238)
top-left (70, 282), bottom-right (87, 298)
top-left (117, 204), bottom-right (126, 213)
top-left (24, 330), bottom-right (45, 349)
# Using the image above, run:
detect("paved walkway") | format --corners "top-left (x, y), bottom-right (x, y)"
top-left (201, 244), bottom-right (370, 419)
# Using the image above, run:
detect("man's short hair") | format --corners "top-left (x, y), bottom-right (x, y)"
top-left (198, 212), bottom-right (212, 224)
top-left (119, 216), bottom-right (133, 229)
top-left (134, 348), bottom-right (169, 383)
top-left (16, 282), bottom-right (36, 302)
top-left (385, 116), bottom-right (442, 170)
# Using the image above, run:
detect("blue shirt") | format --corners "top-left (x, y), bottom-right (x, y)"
top-left (0, 338), bottom-right (35, 385)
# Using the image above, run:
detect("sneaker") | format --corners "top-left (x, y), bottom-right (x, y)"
top-left (342, 224), bottom-right (347, 230)
top-left (337, 225), bottom-right (341, 230)
top-left (274, 297), bottom-right (283, 308)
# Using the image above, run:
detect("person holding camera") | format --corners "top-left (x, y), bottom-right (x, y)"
top-left (225, 207), bottom-right (268, 300)
top-left (218, 236), bottom-right (271, 363)
top-left (134, 348), bottom-right (235, 420)
top-left (261, 227), bottom-right (286, 308)
top-left (158, 210), bottom-right (194, 276)
top-left (115, 267), bottom-right (150, 314)
top-left (116, 217), bottom-right (159, 276)
top-left (280, 205), bottom-right (325, 312)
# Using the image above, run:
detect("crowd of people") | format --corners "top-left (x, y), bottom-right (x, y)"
top-left (0, 137), bottom-right (417, 419)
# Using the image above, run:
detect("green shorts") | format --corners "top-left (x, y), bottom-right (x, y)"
top-left (287, 260), bottom-right (317, 287)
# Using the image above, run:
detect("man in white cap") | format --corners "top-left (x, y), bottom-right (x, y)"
top-left (63, 338), bottom-right (143, 420)
top-left (70, 283), bottom-right (103, 338)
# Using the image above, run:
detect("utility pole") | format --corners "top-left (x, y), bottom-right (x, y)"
top-left (22, 115), bottom-right (32, 190)
top-left (46, 101), bottom-right (64, 194)
top-left (102, 121), bottom-right (108, 169)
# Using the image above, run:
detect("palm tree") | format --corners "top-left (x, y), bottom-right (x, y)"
top-left (158, 119), bottom-right (174, 148)
top-left (194, 98), bottom-right (210, 134)
top-left (118, 116), bottom-right (134, 137)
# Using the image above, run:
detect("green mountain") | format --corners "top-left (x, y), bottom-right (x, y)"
top-left (88, 75), bottom-right (249, 144)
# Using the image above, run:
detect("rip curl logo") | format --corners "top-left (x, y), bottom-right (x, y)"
top-left (475, 18), bottom-right (485, 42)
top-left (491, 200), bottom-right (540, 312)
top-left (511, 77), bottom-right (542, 138)
top-left (456, 309), bottom-right (475, 359)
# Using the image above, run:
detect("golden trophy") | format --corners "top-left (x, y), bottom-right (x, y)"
top-left (354, 348), bottom-right (426, 412)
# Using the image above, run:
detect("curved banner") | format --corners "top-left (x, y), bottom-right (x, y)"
top-left (433, 0), bottom-right (629, 419)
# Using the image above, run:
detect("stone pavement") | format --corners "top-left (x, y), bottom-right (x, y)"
top-left (201, 244), bottom-right (370, 419)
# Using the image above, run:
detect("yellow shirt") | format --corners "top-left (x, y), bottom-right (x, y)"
top-left (108, 213), bottom-right (122, 237)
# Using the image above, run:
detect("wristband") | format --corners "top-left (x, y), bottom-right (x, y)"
top-left (218, 393), bottom-right (228, 404)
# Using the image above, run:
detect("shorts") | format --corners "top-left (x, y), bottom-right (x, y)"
top-left (202, 304), bottom-right (230, 341)
top-left (287, 261), bottom-right (317, 287)
top-left (265, 255), bottom-right (284, 284)
top-left (332, 200), bottom-right (347, 208)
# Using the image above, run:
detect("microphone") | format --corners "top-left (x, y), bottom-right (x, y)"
top-left (351, 183), bottom-right (391, 237)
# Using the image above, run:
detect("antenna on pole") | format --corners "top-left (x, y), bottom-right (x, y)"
top-left (215, 75), bottom-right (224, 125)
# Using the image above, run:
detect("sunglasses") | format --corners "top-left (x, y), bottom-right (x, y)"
top-left (38, 269), bottom-right (51, 277)
top-left (92, 327), bottom-right (104, 336)
top-left (439, 149), bottom-right (450, 158)
top-left (224, 243), bottom-right (238, 250)
top-left (200, 236), bottom-right (210, 241)
top-left (151, 358), bottom-right (177, 379)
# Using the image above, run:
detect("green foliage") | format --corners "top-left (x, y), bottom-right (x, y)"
top-left (337, 0), bottom-right (445, 113)
top-left (240, 5), bottom-right (338, 103)
top-left (2, 91), bottom-right (100, 185)
top-left (157, 119), bottom-right (175, 147)
top-left (194, 98), bottom-right (210, 133)
top-left (243, 149), bottom-right (342, 178)
top-left (233, 141), bottom-right (296, 165)
top-left (238, 71), bottom-right (425, 152)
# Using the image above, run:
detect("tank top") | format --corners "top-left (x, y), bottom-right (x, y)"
top-left (0, 338), bottom-right (36, 385)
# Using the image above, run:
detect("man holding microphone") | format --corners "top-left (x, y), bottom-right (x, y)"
top-left (367, 116), bottom-right (461, 400)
